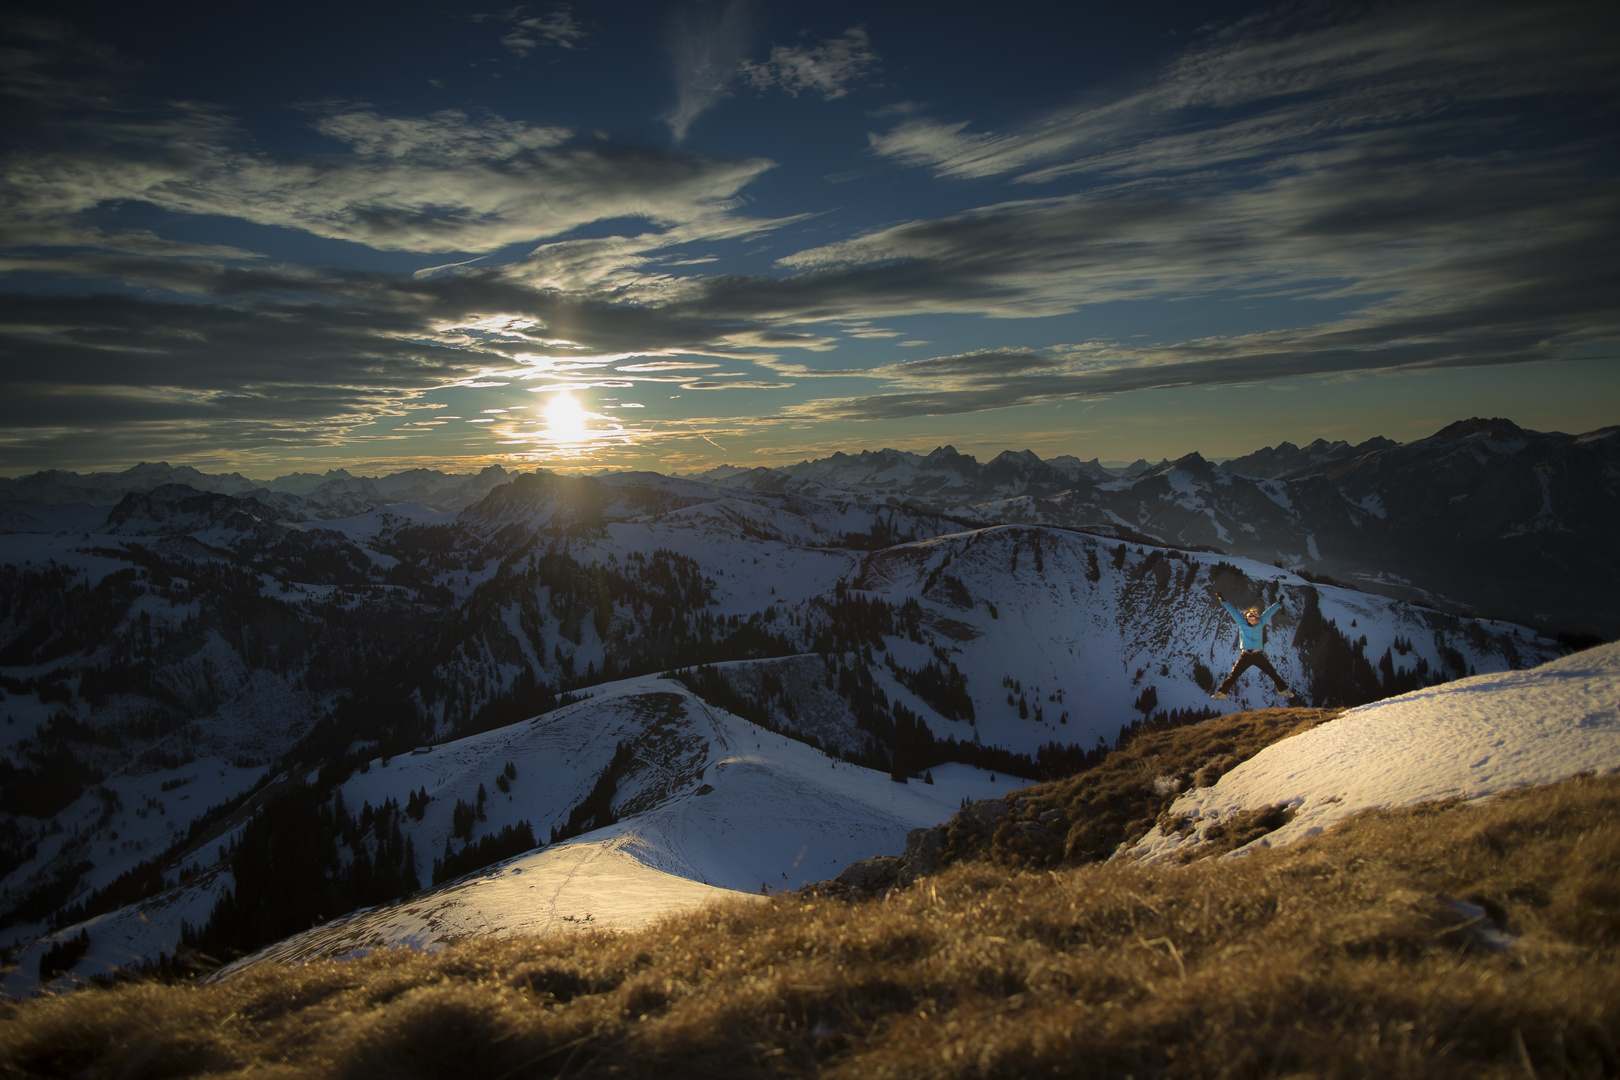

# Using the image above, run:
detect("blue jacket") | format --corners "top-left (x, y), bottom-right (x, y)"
top-left (1222, 600), bottom-right (1281, 651)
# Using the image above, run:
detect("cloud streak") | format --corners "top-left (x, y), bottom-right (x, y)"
top-left (2, 73), bottom-right (776, 256)
top-left (782, 245), bottom-right (1620, 422)
top-left (868, 2), bottom-right (1620, 183)
top-left (663, 0), bottom-right (753, 142)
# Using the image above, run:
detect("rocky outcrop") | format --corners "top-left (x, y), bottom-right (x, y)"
top-left (809, 708), bottom-right (1345, 899)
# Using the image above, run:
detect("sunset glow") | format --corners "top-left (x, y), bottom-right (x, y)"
top-left (0, 1), bottom-right (1613, 477)
top-left (544, 393), bottom-right (590, 445)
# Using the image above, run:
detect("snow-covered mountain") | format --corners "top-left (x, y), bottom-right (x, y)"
top-left (725, 420), bottom-right (1615, 637)
top-left (0, 425), bottom-right (1604, 993)
top-left (1220, 435), bottom-right (1400, 479)
top-left (4, 419), bottom-right (1611, 633)
top-left (0, 463), bottom-right (261, 505)
top-left (696, 445), bottom-right (1086, 503)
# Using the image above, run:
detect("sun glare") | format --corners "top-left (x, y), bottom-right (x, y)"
top-left (544, 393), bottom-right (589, 443)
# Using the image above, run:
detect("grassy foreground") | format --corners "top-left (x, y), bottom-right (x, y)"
top-left (3, 753), bottom-right (1618, 1077)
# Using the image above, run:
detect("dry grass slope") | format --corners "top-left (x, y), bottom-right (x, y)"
top-left (820, 707), bottom-right (1342, 896)
top-left (3, 723), bottom-right (1618, 1078)
top-left (959, 707), bottom-right (1342, 870)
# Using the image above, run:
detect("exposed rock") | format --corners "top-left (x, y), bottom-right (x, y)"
top-left (897, 827), bottom-right (945, 885)
top-left (836, 856), bottom-right (901, 894)
top-left (808, 708), bottom-right (1345, 900)
top-left (955, 798), bottom-right (1008, 832)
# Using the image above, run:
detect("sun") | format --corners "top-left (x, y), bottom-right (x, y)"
top-left (544, 393), bottom-right (589, 443)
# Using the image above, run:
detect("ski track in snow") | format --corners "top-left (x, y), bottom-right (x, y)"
top-left (1127, 642), bottom-right (1620, 862)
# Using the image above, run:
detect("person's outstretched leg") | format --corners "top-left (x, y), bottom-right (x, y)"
top-left (1214, 652), bottom-right (1257, 697)
top-left (1249, 652), bottom-right (1290, 694)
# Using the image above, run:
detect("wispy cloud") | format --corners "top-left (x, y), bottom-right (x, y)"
top-left (497, 5), bottom-right (587, 56)
top-left (663, 0), bottom-right (753, 142)
top-left (782, 255), bottom-right (1620, 422)
top-left (740, 26), bottom-right (879, 100)
top-left (679, 378), bottom-right (793, 390)
top-left (1, 25), bottom-right (777, 257)
top-left (1, 94), bottom-right (774, 255)
top-left (869, 2), bottom-right (1619, 183)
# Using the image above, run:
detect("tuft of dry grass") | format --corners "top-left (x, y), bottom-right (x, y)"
top-left (4, 771), bottom-right (1617, 1078)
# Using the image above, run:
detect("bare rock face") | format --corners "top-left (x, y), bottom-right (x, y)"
top-left (897, 827), bottom-right (945, 886)
top-left (836, 856), bottom-right (901, 894)
top-left (957, 798), bottom-right (1009, 832)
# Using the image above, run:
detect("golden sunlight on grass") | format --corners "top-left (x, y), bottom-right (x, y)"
top-left (3, 770), bottom-right (1616, 1078)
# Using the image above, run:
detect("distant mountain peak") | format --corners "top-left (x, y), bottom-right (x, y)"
top-left (1429, 417), bottom-right (1532, 445)
top-left (989, 449), bottom-right (1042, 465)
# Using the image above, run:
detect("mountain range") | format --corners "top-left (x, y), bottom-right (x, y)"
top-left (0, 417), bottom-right (1610, 993)
top-left (697, 419), bottom-right (1616, 638)
top-left (4, 418), bottom-right (1612, 635)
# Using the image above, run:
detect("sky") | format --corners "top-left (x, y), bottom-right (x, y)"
top-left (1, 0), bottom-right (1616, 479)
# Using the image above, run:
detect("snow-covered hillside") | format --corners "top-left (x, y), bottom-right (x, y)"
top-left (842, 525), bottom-right (1554, 741)
top-left (1126, 641), bottom-right (1620, 862)
top-left (2, 677), bottom-right (1019, 995)
top-left (11, 638), bottom-right (1614, 999)
top-left (0, 453), bottom-right (1583, 994)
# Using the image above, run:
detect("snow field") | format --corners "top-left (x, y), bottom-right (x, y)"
top-left (1126, 642), bottom-right (1620, 862)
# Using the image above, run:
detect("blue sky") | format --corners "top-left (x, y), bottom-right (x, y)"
top-left (1, 0), bottom-right (1616, 477)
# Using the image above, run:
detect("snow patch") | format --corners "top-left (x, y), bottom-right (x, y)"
top-left (1125, 643), bottom-right (1620, 863)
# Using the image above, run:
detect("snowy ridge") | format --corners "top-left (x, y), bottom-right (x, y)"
top-left (4, 678), bottom-right (1017, 994)
top-left (844, 525), bottom-right (1554, 733)
top-left (1125, 642), bottom-right (1620, 863)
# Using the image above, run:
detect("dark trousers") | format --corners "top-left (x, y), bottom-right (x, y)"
top-left (1217, 650), bottom-right (1288, 694)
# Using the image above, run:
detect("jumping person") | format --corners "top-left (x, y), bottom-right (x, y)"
top-left (1210, 591), bottom-right (1294, 700)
